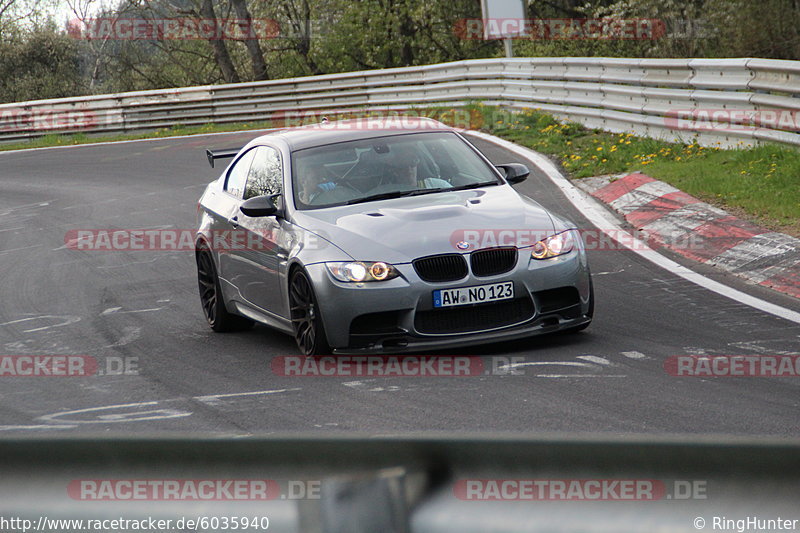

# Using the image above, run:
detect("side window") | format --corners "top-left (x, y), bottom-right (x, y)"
top-left (225, 149), bottom-right (256, 198)
top-left (245, 146), bottom-right (283, 200)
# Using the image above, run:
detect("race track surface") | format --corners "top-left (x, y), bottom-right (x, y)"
top-left (0, 132), bottom-right (798, 436)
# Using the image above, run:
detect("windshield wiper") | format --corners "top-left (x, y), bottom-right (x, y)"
top-left (445, 181), bottom-right (499, 191)
top-left (345, 189), bottom-right (440, 205)
top-left (344, 182), bottom-right (497, 206)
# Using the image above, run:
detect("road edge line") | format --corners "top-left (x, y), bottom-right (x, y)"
top-left (467, 130), bottom-right (800, 325)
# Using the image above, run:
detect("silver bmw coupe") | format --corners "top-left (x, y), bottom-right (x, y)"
top-left (196, 118), bottom-right (593, 354)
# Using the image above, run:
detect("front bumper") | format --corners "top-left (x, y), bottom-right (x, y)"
top-left (305, 247), bottom-right (592, 353)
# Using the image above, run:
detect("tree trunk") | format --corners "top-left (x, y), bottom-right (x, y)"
top-left (200, 0), bottom-right (241, 83)
top-left (296, 0), bottom-right (322, 75)
top-left (229, 0), bottom-right (269, 80)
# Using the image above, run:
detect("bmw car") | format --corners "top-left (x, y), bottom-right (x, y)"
top-left (195, 117), bottom-right (593, 354)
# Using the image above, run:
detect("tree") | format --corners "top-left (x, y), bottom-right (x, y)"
top-left (0, 25), bottom-right (87, 102)
top-left (229, 0), bottom-right (268, 79)
top-left (199, 0), bottom-right (241, 82)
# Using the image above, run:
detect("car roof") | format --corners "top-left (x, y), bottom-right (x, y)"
top-left (254, 116), bottom-right (456, 151)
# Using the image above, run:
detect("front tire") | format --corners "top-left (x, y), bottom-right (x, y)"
top-left (288, 269), bottom-right (331, 355)
top-left (196, 246), bottom-right (254, 332)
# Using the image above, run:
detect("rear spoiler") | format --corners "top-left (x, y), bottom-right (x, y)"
top-left (205, 147), bottom-right (242, 168)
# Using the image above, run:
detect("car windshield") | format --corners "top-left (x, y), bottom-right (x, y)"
top-left (291, 132), bottom-right (501, 209)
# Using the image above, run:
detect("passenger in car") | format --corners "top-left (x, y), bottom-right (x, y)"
top-left (386, 146), bottom-right (450, 190)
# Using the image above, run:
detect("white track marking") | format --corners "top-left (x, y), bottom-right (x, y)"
top-left (621, 351), bottom-right (648, 359)
top-left (593, 269), bottom-right (626, 276)
top-left (0, 424), bottom-right (78, 431)
top-left (728, 340), bottom-right (800, 356)
top-left (37, 388), bottom-right (302, 425)
top-left (195, 388), bottom-right (302, 402)
top-left (100, 307), bottom-right (164, 315)
top-left (0, 199), bottom-right (57, 212)
top-left (533, 374), bottom-right (627, 378)
top-left (576, 355), bottom-right (612, 365)
top-left (683, 347), bottom-right (709, 355)
top-left (37, 401), bottom-right (188, 424)
top-left (0, 315), bottom-right (81, 333)
top-left (467, 131), bottom-right (800, 325)
top-left (500, 361), bottom-right (594, 369)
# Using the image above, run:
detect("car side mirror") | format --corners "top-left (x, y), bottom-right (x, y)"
top-left (496, 163), bottom-right (530, 184)
top-left (240, 194), bottom-right (279, 217)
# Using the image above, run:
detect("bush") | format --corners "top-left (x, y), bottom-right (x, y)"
top-left (0, 27), bottom-right (88, 103)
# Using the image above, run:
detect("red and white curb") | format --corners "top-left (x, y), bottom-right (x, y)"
top-left (575, 173), bottom-right (800, 299)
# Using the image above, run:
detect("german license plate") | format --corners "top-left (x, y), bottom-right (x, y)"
top-left (433, 281), bottom-right (514, 308)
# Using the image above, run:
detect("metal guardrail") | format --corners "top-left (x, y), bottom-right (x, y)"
top-left (2, 436), bottom-right (800, 532)
top-left (2, 57), bottom-right (800, 148)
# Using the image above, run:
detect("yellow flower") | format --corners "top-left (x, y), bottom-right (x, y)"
top-left (596, 146), bottom-right (603, 151)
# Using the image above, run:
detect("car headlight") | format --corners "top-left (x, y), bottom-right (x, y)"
top-left (326, 261), bottom-right (400, 282)
top-left (530, 230), bottom-right (575, 260)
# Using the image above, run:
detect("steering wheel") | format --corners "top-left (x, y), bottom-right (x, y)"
top-left (331, 180), bottom-right (362, 195)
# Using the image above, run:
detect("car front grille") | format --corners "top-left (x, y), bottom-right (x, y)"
top-left (413, 254), bottom-right (468, 283)
top-left (414, 297), bottom-right (535, 335)
top-left (470, 247), bottom-right (518, 277)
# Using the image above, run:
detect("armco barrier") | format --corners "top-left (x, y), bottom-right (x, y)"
top-left (2, 57), bottom-right (800, 148)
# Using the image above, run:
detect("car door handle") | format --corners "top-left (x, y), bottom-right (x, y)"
top-left (229, 216), bottom-right (239, 228)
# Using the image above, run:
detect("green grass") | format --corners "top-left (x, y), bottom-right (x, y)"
top-left (446, 104), bottom-right (799, 236)
top-left (2, 105), bottom-right (798, 236)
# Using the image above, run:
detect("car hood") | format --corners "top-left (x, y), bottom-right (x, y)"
top-left (292, 185), bottom-right (557, 264)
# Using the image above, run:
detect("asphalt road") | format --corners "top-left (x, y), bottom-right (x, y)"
top-left (0, 131), bottom-right (798, 436)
